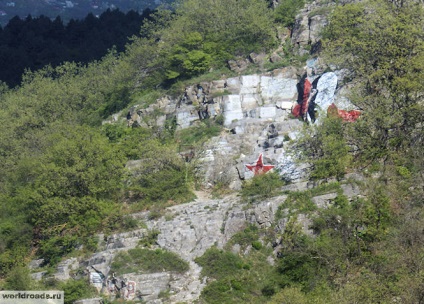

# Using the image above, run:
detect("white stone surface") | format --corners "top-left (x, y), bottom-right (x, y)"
top-left (176, 108), bottom-right (199, 129)
top-left (279, 101), bottom-right (294, 110)
top-left (259, 106), bottom-right (277, 119)
top-left (241, 74), bottom-right (260, 87)
top-left (260, 76), bottom-right (297, 103)
top-left (226, 77), bottom-right (241, 93)
top-left (127, 273), bottom-right (171, 302)
top-left (222, 95), bottom-right (244, 126)
top-left (240, 75), bottom-right (260, 94)
top-left (241, 94), bottom-right (260, 110)
top-left (315, 72), bottom-right (338, 112)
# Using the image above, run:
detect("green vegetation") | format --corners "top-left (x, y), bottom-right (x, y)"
top-left (226, 225), bottom-right (261, 250)
top-left (241, 172), bottom-right (286, 203)
top-left (110, 248), bottom-right (189, 275)
top-left (196, 246), bottom-right (280, 303)
top-left (274, 0), bottom-right (305, 29)
top-left (0, 0), bottom-right (284, 281)
top-left (138, 229), bottom-right (160, 248)
top-left (277, 182), bottom-right (342, 218)
top-left (0, 0), bottom-right (422, 303)
top-left (60, 280), bottom-right (96, 304)
top-left (195, 0), bottom-right (423, 302)
top-left (298, 116), bottom-right (351, 180)
top-left (322, 0), bottom-right (424, 165)
top-left (176, 120), bottom-right (222, 147)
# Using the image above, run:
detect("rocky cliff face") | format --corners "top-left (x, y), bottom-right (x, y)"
top-left (29, 60), bottom-right (361, 303)
top-left (31, 175), bottom-right (361, 303)
top-left (29, 2), bottom-right (364, 303)
top-left (290, 0), bottom-right (358, 54)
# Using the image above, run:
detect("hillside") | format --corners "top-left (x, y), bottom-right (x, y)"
top-left (0, 0), bottom-right (423, 303)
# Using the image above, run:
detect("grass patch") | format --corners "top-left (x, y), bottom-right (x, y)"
top-left (241, 172), bottom-right (286, 203)
top-left (110, 248), bottom-right (189, 275)
top-left (196, 246), bottom-right (281, 303)
top-left (167, 67), bottom-right (237, 98)
top-left (138, 229), bottom-right (160, 248)
top-left (195, 247), bottom-right (249, 280)
top-left (176, 119), bottom-right (222, 146)
top-left (226, 224), bottom-right (260, 250)
top-left (131, 89), bottom-right (164, 109)
top-left (309, 181), bottom-right (341, 197)
top-left (210, 89), bottom-right (232, 99)
top-left (277, 182), bottom-right (343, 219)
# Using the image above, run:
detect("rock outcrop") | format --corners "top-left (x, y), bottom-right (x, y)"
top-left (33, 174), bottom-right (363, 303)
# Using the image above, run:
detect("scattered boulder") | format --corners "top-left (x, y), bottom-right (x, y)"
top-left (228, 58), bottom-right (250, 73)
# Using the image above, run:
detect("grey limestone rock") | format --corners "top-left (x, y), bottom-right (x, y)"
top-left (28, 259), bottom-right (44, 270)
top-left (125, 272), bottom-right (171, 302)
top-left (228, 58), bottom-right (249, 73)
top-left (315, 72), bottom-right (338, 113)
top-left (54, 257), bottom-right (79, 281)
top-left (30, 271), bottom-right (47, 281)
top-left (312, 192), bottom-right (338, 209)
top-left (341, 183), bottom-right (361, 199)
top-left (104, 229), bottom-right (147, 250)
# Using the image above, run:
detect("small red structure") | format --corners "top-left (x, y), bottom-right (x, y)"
top-left (245, 154), bottom-right (275, 175)
top-left (327, 103), bottom-right (361, 122)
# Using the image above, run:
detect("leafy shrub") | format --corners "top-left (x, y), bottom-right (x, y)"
top-left (176, 120), bottom-right (222, 146)
top-left (252, 241), bottom-right (263, 251)
top-left (110, 248), bottom-right (189, 275)
top-left (3, 266), bottom-right (33, 290)
top-left (298, 116), bottom-right (350, 180)
top-left (197, 246), bottom-right (282, 303)
top-left (241, 172), bottom-right (285, 203)
top-left (277, 252), bottom-right (322, 289)
top-left (38, 235), bottom-right (79, 266)
top-left (280, 191), bottom-right (316, 216)
top-left (261, 283), bottom-right (276, 297)
top-left (278, 182), bottom-right (342, 220)
top-left (139, 229), bottom-right (160, 248)
top-left (228, 225), bottom-right (260, 249)
top-left (214, 114), bottom-right (225, 126)
top-left (195, 247), bottom-right (246, 280)
top-left (125, 138), bottom-right (195, 206)
top-left (274, 0), bottom-right (305, 28)
top-left (60, 279), bottom-right (95, 304)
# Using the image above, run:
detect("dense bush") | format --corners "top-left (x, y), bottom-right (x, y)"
top-left (241, 172), bottom-right (285, 202)
top-left (60, 279), bottom-right (96, 304)
top-left (195, 247), bottom-right (247, 280)
top-left (176, 119), bottom-right (222, 146)
top-left (298, 116), bottom-right (350, 180)
top-left (274, 0), bottom-right (305, 28)
top-left (111, 248), bottom-right (189, 275)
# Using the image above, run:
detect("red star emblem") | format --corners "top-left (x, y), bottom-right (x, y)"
top-left (245, 154), bottom-right (275, 175)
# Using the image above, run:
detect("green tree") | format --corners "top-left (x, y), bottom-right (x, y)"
top-left (298, 116), bottom-right (350, 180)
top-left (274, 0), bottom-right (305, 29)
top-left (165, 32), bottom-right (213, 80)
top-left (322, 0), bottom-right (424, 163)
top-left (168, 0), bottom-right (275, 54)
top-left (125, 138), bottom-right (194, 205)
top-left (11, 125), bottom-right (126, 253)
top-left (3, 266), bottom-right (33, 290)
top-left (127, 0), bottom-right (276, 85)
